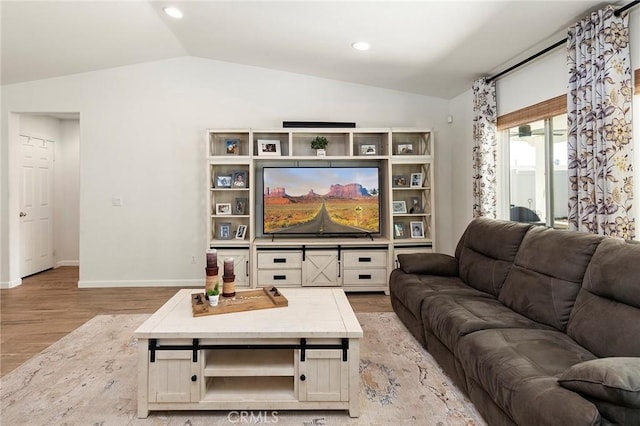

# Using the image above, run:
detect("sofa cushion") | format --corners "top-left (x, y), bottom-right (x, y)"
top-left (567, 238), bottom-right (640, 357)
top-left (458, 218), bottom-right (531, 297)
top-left (390, 273), bottom-right (490, 321)
top-left (499, 226), bottom-right (603, 331)
top-left (421, 293), bottom-right (553, 353)
top-left (397, 253), bottom-right (458, 276)
top-left (457, 328), bottom-right (599, 425)
top-left (558, 358), bottom-right (640, 408)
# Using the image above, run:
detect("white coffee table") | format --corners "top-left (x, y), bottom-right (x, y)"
top-left (134, 288), bottom-right (363, 418)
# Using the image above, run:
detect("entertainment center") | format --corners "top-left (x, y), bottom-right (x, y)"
top-left (207, 128), bottom-right (435, 293)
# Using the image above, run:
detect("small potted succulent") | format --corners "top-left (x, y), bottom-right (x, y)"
top-left (310, 136), bottom-right (328, 156)
top-left (207, 281), bottom-right (220, 307)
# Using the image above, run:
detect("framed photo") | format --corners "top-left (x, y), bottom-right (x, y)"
top-left (359, 143), bottom-right (377, 155)
top-left (216, 175), bottom-right (232, 188)
top-left (215, 203), bottom-right (232, 215)
top-left (225, 139), bottom-right (240, 155)
top-left (235, 224), bottom-right (247, 240)
top-left (232, 171), bottom-right (247, 188)
top-left (392, 175), bottom-right (409, 187)
top-left (233, 197), bottom-right (248, 215)
top-left (257, 139), bottom-right (281, 156)
top-left (410, 221), bottom-right (425, 239)
top-left (218, 222), bottom-right (232, 240)
top-left (392, 200), bottom-right (407, 214)
top-left (410, 173), bottom-right (423, 188)
top-left (395, 142), bottom-right (414, 155)
top-left (409, 197), bottom-right (422, 214)
top-left (393, 222), bottom-right (406, 239)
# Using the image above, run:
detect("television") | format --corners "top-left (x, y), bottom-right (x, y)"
top-left (262, 166), bottom-right (380, 236)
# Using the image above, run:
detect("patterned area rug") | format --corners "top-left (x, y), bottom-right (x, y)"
top-left (1, 313), bottom-right (485, 425)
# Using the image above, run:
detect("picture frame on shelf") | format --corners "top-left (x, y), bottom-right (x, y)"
top-left (232, 171), bottom-right (247, 188)
top-left (225, 139), bottom-right (240, 155)
top-left (257, 139), bottom-right (281, 156)
top-left (395, 142), bottom-right (414, 155)
top-left (410, 221), bottom-right (425, 238)
top-left (215, 203), bottom-right (232, 215)
top-left (359, 143), bottom-right (377, 155)
top-left (410, 173), bottom-right (423, 188)
top-left (216, 175), bottom-right (232, 188)
top-left (235, 224), bottom-right (247, 240)
top-left (393, 222), bottom-right (406, 239)
top-left (392, 175), bottom-right (409, 187)
top-left (233, 197), bottom-right (248, 215)
top-left (392, 201), bottom-right (407, 214)
top-left (409, 197), bottom-right (422, 214)
top-left (218, 222), bottom-right (232, 240)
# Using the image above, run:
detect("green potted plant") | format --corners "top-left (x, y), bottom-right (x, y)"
top-left (310, 136), bottom-right (328, 156)
top-left (207, 281), bottom-right (220, 306)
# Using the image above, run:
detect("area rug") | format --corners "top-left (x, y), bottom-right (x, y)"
top-left (1, 313), bottom-right (485, 425)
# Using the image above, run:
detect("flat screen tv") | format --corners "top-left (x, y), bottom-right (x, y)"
top-left (263, 166), bottom-right (380, 236)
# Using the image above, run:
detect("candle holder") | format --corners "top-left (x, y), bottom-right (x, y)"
top-left (222, 274), bottom-right (236, 297)
top-left (205, 266), bottom-right (219, 294)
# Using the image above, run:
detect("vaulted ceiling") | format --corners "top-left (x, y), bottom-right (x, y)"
top-left (1, 1), bottom-right (610, 99)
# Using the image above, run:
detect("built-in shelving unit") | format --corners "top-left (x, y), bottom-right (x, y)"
top-left (207, 128), bottom-right (435, 293)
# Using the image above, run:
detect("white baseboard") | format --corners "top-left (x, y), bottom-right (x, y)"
top-left (77, 279), bottom-right (203, 288)
top-left (0, 278), bottom-right (22, 289)
top-left (56, 260), bottom-right (79, 267)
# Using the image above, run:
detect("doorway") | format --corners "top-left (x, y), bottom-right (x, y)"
top-left (8, 113), bottom-right (80, 283)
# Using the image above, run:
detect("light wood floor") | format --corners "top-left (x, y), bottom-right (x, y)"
top-left (0, 266), bottom-right (392, 377)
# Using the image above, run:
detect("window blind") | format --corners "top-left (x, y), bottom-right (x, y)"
top-left (497, 95), bottom-right (567, 131)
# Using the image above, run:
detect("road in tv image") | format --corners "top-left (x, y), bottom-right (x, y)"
top-left (263, 168), bottom-right (379, 234)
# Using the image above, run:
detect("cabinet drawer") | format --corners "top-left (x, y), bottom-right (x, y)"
top-left (343, 268), bottom-right (387, 285)
top-left (343, 251), bottom-right (387, 268)
top-left (257, 270), bottom-right (302, 286)
top-left (257, 252), bottom-right (302, 268)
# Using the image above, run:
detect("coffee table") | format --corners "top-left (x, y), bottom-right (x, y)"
top-left (134, 288), bottom-right (363, 418)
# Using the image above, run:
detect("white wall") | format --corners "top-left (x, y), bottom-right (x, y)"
top-left (1, 57), bottom-right (454, 286)
top-left (449, 6), bottom-right (640, 242)
top-left (55, 119), bottom-right (80, 266)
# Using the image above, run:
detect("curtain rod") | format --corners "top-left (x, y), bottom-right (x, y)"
top-left (486, 0), bottom-right (639, 83)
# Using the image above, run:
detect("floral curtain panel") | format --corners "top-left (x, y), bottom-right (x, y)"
top-left (472, 78), bottom-right (497, 218)
top-left (567, 5), bottom-right (634, 239)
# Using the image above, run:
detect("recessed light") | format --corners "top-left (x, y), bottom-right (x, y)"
top-left (352, 41), bottom-right (371, 51)
top-left (163, 7), bottom-right (183, 19)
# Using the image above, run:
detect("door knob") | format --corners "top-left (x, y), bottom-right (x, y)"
top-left (19, 212), bottom-right (27, 217)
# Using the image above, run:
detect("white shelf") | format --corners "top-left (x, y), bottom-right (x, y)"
top-left (203, 377), bottom-right (296, 401)
top-left (204, 350), bottom-right (294, 377)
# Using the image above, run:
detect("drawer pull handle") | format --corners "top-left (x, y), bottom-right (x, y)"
top-left (358, 257), bottom-right (372, 262)
top-left (191, 375), bottom-right (197, 382)
top-left (274, 275), bottom-right (286, 280)
top-left (300, 374), bottom-right (306, 381)
top-left (273, 258), bottom-right (287, 263)
top-left (359, 274), bottom-right (372, 280)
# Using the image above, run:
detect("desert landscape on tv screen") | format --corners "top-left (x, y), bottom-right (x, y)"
top-left (263, 167), bottom-right (380, 234)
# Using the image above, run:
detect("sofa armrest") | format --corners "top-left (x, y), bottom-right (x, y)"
top-left (396, 253), bottom-right (459, 276)
top-left (558, 357), bottom-right (640, 408)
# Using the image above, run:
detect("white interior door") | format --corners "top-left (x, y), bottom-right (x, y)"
top-left (20, 135), bottom-right (54, 277)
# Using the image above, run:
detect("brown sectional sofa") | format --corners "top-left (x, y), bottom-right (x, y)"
top-left (389, 217), bottom-right (640, 426)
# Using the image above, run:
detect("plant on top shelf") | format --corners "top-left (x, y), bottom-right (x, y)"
top-left (310, 136), bottom-right (329, 150)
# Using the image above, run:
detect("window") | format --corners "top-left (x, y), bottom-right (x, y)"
top-left (501, 114), bottom-right (568, 229)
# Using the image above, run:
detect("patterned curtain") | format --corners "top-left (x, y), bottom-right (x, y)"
top-left (472, 78), bottom-right (497, 218)
top-left (567, 6), bottom-right (634, 239)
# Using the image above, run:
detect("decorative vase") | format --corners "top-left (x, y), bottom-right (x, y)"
top-left (316, 149), bottom-right (326, 157)
top-left (208, 294), bottom-right (219, 307)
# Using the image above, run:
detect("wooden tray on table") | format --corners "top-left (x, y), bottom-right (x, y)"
top-left (191, 286), bottom-right (288, 317)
